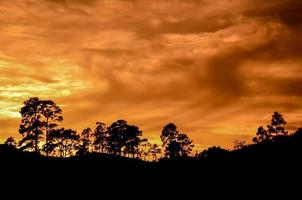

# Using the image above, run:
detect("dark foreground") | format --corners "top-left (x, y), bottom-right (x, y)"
top-left (2, 130), bottom-right (302, 194)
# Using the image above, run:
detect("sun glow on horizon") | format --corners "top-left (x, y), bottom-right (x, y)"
top-left (0, 56), bottom-right (89, 119)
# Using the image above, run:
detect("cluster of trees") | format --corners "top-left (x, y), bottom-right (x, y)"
top-left (4, 97), bottom-right (291, 161)
top-left (199, 112), bottom-right (290, 158)
top-left (230, 112), bottom-right (289, 151)
top-left (161, 123), bottom-right (194, 159)
top-left (252, 112), bottom-right (288, 143)
top-left (4, 97), bottom-right (194, 161)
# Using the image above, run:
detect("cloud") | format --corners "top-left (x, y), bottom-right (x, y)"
top-left (1, 0), bottom-right (302, 149)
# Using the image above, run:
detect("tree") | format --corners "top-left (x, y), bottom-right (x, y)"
top-left (149, 144), bottom-right (161, 161)
top-left (176, 133), bottom-right (194, 157)
top-left (269, 112), bottom-right (288, 136)
top-left (123, 125), bottom-right (142, 158)
top-left (160, 123), bottom-right (178, 146)
top-left (40, 100), bottom-right (63, 156)
top-left (77, 128), bottom-right (93, 156)
top-left (107, 120), bottom-right (128, 155)
top-left (107, 120), bottom-right (143, 157)
top-left (4, 137), bottom-right (17, 148)
top-left (253, 112), bottom-right (288, 143)
top-left (19, 97), bottom-right (45, 153)
top-left (48, 128), bottom-right (79, 158)
top-left (138, 138), bottom-right (151, 161)
top-left (253, 126), bottom-right (269, 143)
top-left (18, 97), bottom-right (63, 154)
top-left (165, 140), bottom-right (182, 159)
top-left (160, 123), bottom-right (194, 159)
top-left (233, 139), bottom-right (246, 150)
top-left (93, 122), bottom-right (108, 153)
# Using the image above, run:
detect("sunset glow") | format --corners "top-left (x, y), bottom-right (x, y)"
top-left (1, 0), bottom-right (302, 149)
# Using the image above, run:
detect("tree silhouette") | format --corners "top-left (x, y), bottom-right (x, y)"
top-left (19, 98), bottom-right (45, 152)
top-left (48, 128), bottom-right (79, 157)
top-left (107, 120), bottom-right (143, 157)
top-left (18, 97), bottom-right (63, 154)
top-left (93, 122), bottom-right (108, 153)
top-left (40, 100), bottom-right (63, 156)
top-left (233, 139), bottom-right (246, 150)
top-left (124, 125), bottom-right (142, 158)
top-left (77, 128), bottom-right (93, 156)
top-left (160, 123), bottom-right (178, 146)
top-left (253, 126), bottom-right (270, 143)
top-left (4, 137), bottom-right (17, 148)
top-left (176, 133), bottom-right (194, 157)
top-left (253, 112), bottom-right (288, 143)
top-left (149, 144), bottom-right (161, 161)
top-left (165, 140), bottom-right (183, 159)
top-left (107, 120), bottom-right (127, 155)
top-left (137, 138), bottom-right (151, 160)
top-left (269, 112), bottom-right (288, 136)
top-left (161, 123), bottom-right (194, 159)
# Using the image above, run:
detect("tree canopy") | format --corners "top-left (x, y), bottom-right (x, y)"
top-left (19, 97), bottom-right (63, 154)
top-left (161, 123), bottom-right (194, 159)
top-left (253, 112), bottom-right (288, 143)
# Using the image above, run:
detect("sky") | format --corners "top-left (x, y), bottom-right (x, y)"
top-left (1, 0), bottom-right (302, 150)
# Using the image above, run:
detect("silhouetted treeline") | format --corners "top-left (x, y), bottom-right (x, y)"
top-left (2, 99), bottom-right (302, 192)
top-left (1, 98), bottom-right (301, 162)
top-left (2, 98), bottom-right (300, 163)
top-left (4, 97), bottom-right (194, 161)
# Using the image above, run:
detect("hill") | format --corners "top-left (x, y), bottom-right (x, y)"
top-left (2, 129), bottom-right (302, 183)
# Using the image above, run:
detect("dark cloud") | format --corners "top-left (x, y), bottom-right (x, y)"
top-left (245, 0), bottom-right (302, 27)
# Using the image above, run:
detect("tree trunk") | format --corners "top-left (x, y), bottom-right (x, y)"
top-left (35, 127), bottom-right (39, 153)
top-left (34, 113), bottom-right (39, 153)
top-left (45, 117), bottom-right (49, 156)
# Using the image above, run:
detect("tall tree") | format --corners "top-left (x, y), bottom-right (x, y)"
top-left (161, 123), bottom-right (194, 159)
top-left (253, 112), bottom-right (288, 143)
top-left (269, 112), bottom-right (288, 136)
top-left (40, 100), bottom-right (63, 156)
top-left (124, 125), bottom-right (142, 158)
top-left (77, 128), bottom-right (93, 156)
top-left (165, 140), bottom-right (182, 159)
top-left (107, 120), bottom-right (143, 157)
top-left (19, 97), bottom-right (63, 154)
top-left (138, 138), bottom-right (151, 160)
top-left (48, 128), bottom-right (79, 158)
top-left (19, 97), bottom-right (45, 153)
top-left (93, 122), bottom-right (108, 153)
top-left (160, 123), bottom-right (178, 146)
top-left (107, 120), bottom-right (128, 155)
top-left (176, 133), bottom-right (194, 157)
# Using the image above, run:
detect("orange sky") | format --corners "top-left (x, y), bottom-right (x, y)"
top-left (1, 0), bottom-right (302, 150)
